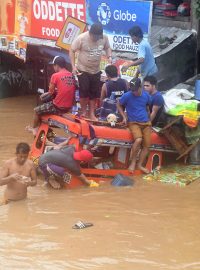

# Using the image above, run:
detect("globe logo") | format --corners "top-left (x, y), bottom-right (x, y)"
top-left (97, 3), bottom-right (111, 26)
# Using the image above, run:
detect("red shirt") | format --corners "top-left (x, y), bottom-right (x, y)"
top-left (50, 69), bottom-right (76, 109)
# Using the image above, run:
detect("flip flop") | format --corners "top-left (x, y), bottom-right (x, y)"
top-left (72, 220), bottom-right (93, 229)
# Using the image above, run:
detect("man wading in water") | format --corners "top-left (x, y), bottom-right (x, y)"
top-left (0, 143), bottom-right (37, 204)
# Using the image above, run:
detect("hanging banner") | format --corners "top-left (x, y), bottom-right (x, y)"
top-left (30, 0), bottom-right (86, 40)
top-left (0, 35), bottom-right (27, 61)
top-left (100, 56), bottom-right (139, 82)
top-left (86, 0), bottom-right (153, 52)
top-left (15, 38), bottom-right (27, 60)
top-left (0, 0), bottom-right (16, 35)
top-left (15, 0), bottom-right (31, 36)
top-left (0, 0), bottom-right (27, 61)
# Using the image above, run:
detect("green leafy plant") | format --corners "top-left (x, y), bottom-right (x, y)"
top-left (195, 0), bottom-right (200, 19)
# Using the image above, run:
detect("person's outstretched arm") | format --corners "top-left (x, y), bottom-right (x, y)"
top-left (100, 83), bottom-right (107, 105)
top-left (104, 36), bottom-right (112, 64)
top-left (105, 47), bottom-right (112, 64)
top-left (27, 163), bottom-right (37, 186)
top-left (21, 161), bottom-right (37, 187)
top-left (150, 105), bottom-right (160, 122)
top-left (69, 49), bottom-right (77, 74)
top-left (117, 101), bottom-right (127, 125)
top-left (78, 173), bottom-right (91, 186)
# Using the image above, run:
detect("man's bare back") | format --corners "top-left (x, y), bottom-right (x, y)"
top-left (0, 143), bottom-right (37, 203)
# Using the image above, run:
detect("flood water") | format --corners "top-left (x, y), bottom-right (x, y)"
top-left (0, 96), bottom-right (200, 270)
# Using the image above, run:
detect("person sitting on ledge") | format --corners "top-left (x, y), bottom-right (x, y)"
top-left (117, 78), bottom-right (151, 174)
top-left (26, 56), bottom-right (76, 136)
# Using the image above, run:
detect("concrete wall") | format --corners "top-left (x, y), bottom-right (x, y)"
top-left (0, 52), bottom-right (34, 98)
top-left (156, 34), bottom-right (197, 90)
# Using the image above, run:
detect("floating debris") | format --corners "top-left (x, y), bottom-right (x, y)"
top-left (143, 165), bottom-right (200, 186)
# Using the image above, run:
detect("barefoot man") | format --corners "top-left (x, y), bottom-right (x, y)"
top-left (117, 78), bottom-right (151, 174)
top-left (0, 143), bottom-right (37, 203)
top-left (70, 23), bottom-right (112, 120)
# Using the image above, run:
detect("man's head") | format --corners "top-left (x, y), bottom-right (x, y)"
top-left (73, 149), bottom-right (93, 163)
top-left (143, 75), bottom-right (157, 94)
top-left (50, 56), bottom-right (66, 72)
top-left (105, 65), bottom-right (118, 79)
top-left (129, 26), bottom-right (143, 44)
top-left (130, 78), bottom-right (142, 96)
top-left (16, 142), bottom-right (30, 165)
top-left (89, 23), bottom-right (103, 42)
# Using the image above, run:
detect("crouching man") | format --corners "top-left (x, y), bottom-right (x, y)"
top-left (117, 78), bottom-right (152, 174)
top-left (0, 143), bottom-right (37, 204)
top-left (38, 145), bottom-right (99, 189)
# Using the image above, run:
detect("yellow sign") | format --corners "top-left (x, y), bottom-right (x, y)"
top-left (56, 16), bottom-right (86, 51)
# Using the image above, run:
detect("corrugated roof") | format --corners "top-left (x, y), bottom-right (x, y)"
top-left (150, 25), bottom-right (193, 58)
top-left (112, 25), bottom-right (193, 59)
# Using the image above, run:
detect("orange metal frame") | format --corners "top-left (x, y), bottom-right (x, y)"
top-left (30, 114), bottom-right (175, 189)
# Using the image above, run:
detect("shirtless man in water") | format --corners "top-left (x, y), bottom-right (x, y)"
top-left (0, 143), bottom-right (37, 203)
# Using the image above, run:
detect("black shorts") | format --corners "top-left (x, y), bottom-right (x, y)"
top-left (77, 71), bottom-right (101, 99)
top-left (34, 101), bottom-right (69, 115)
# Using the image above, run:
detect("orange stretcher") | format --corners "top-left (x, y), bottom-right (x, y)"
top-left (30, 114), bottom-right (177, 189)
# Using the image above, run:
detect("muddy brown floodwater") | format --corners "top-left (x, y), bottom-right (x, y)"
top-left (0, 96), bottom-right (200, 270)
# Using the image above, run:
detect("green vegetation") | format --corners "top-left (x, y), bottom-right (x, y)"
top-left (195, 0), bottom-right (200, 19)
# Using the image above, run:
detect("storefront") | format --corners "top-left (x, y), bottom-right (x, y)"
top-left (0, 0), bottom-right (86, 97)
top-left (152, 0), bottom-right (191, 29)
top-left (0, 0), bottom-right (198, 97)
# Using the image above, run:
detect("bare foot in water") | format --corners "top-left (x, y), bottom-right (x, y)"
top-left (128, 162), bottom-right (136, 174)
top-left (137, 165), bottom-right (150, 174)
top-left (128, 157), bottom-right (137, 174)
top-left (48, 175), bottom-right (61, 189)
top-left (128, 167), bottom-right (135, 174)
top-left (25, 125), bottom-right (38, 136)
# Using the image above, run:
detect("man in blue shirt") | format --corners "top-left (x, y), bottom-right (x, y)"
top-left (143, 75), bottom-right (164, 126)
top-left (117, 78), bottom-right (151, 174)
top-left (122, 26), bottom-right (158, 78)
